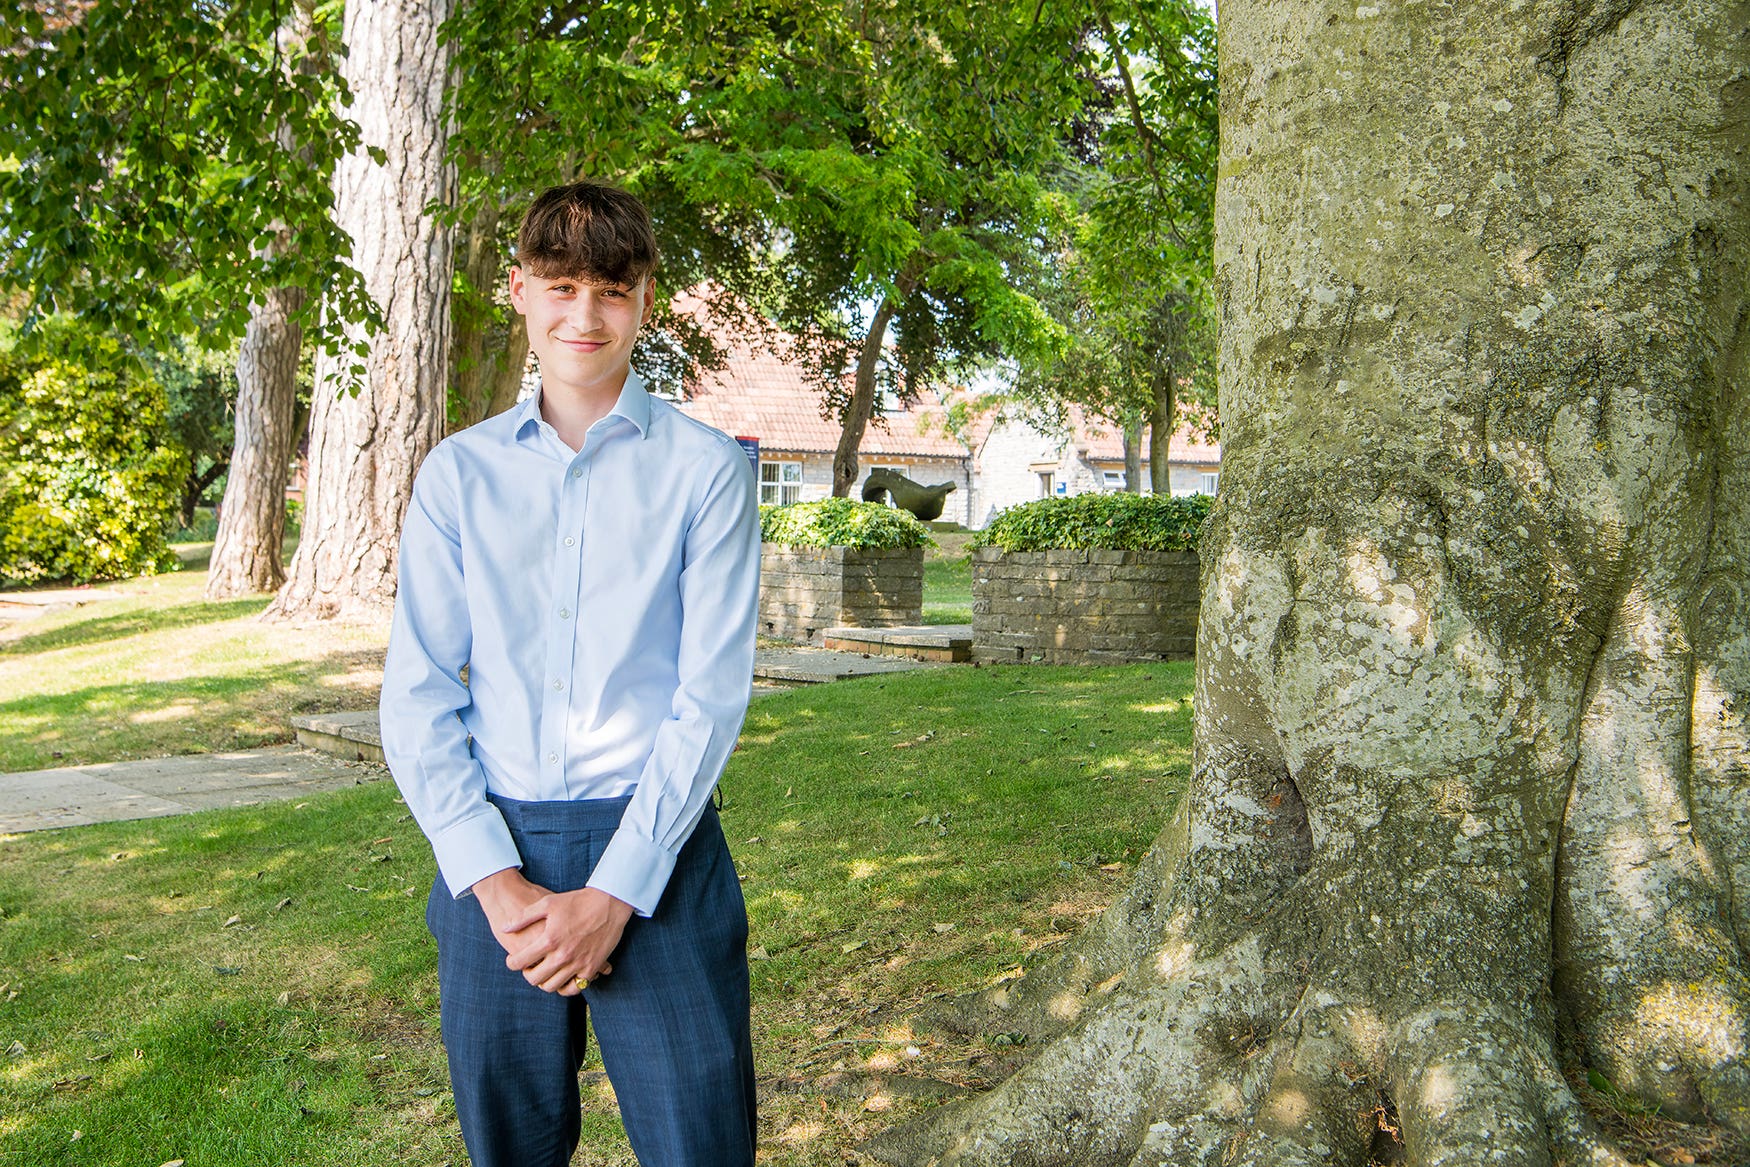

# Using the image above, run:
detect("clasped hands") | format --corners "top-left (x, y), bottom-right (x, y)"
top-left (472, 867), bottom-right (634, 996)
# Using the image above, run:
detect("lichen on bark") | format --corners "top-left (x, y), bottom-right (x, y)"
top-left (867, 1), bottom-right (1750, 1163)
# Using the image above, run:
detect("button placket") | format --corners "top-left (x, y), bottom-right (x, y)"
top-left (540, 454), bottom-right (589, 795)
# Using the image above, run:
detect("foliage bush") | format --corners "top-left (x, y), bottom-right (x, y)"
top-left (973, 491), bottom-right (1213, 553)
top-left (759, 497), bottom-right (934, 550)
top-left (0, 320), bottom-right (188, 584)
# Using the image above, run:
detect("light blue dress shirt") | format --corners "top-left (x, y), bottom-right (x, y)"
top-left (380, 371), bottom-right (760, 916)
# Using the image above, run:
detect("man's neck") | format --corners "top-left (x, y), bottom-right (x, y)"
top-left (539, 373), bottom-right (627, 451)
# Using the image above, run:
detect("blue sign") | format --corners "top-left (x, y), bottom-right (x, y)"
top-left (735, 436), bottom-right (759, 475)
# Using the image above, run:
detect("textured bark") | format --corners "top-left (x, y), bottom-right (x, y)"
top-left (205, 2), bottom-right (316, 598)
top-left (872, 2), bottom-right (1750, 1164)
top-left (449, 198), bottom-right (528, 432)
top-left (266, 0), bottom-right (454, 622)
top-left (1147, 376), bottom-right (1174, 497)
top-left (832, 297), bottom-right (899, 498)
top-left (1123, 421), bottom-right (1143, 493)
top-left (206, 282), bottom-right (305, 596)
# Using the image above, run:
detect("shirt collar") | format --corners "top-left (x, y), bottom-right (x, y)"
top-left (514, 370), bottom-right (652, 443)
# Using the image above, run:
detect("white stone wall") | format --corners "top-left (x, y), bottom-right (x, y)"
top-left (969, 418), bottom-right (1063, 527)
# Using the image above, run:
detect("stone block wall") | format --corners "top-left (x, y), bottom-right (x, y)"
top-left (760, 545), bottom-right (924, 642)
top-left (971, 548), bottom-right (1200, 664)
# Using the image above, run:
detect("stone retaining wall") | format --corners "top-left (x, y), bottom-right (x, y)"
top-left (760, 545), bottom-right (924, 642)
top-left (971, 547), bottom-right (1199, 664)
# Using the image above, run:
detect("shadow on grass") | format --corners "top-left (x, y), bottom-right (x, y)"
top-left (0, 594), bottom-right (272, 657)
top-left (1, 648), bottom-right (384, 770)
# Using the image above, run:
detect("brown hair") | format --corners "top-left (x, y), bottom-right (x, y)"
top-left (514, 181), bottom-right (659, 285)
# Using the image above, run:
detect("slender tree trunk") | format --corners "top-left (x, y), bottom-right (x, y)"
top-left (205, 2), bottom-right (315, 598)
top-left (1122, 420), bottom-right (1142, 493)
top-left (1147, 372), bottom-right (1175, 496)
top-left (831, 296), bottom-right (899, 498)
top-left (266, 0), bottom-right (454, 622)
top-left (872, 2), bottom-right (1750, 1163)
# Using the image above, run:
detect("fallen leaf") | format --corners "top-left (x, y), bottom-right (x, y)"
top-left (749, 946), bottom-right (770, 961)
top-left (273, 898), bottom-right (292, 913)
top-left (123, 953), bottom-right (143, 962)
top-left (70, 1130), bottom-right (82, 1141)
top-left (222, 915), bottom-right (242, 928)
top-left (863, 1094), bottom-right (893, 1113)
top-left (160, 1160), bottom-right (186, 1166)
top-left (214, 967), bottom-right (242, 976)
top-left (931, 923), bottom-right (955, 934)
top-left (841, 940), bottom-right (867, 954)
top-left (1099, 863), bottom-right (1123, 873)
top-left (276, 991), bottom-right (291, 1007)
top-left (912, 816), bottom-right (930, 827)
top-left (6, 1040), bottom-right (25, 1056)
top-left (744, 837), bottom-right (762, 845)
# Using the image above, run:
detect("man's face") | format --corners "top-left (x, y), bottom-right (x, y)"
top-left (509, 267), bottom-right (655, 399)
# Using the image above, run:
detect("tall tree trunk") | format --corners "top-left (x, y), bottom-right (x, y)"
top-left (1146, 374), bottom-right (1174, 496)
top-left (831, 296), bottom-right (899, 498)
top-left (266, 0), bottom-right (454, 622)
top-left (872, 2), bottom-right (1750, 1164)
top-left (449, 197), bottom-right (528, 432)
top-left (1121, 419), bottom-right (1142, 493)
top-left (205, 2), bottom-right (315, 598)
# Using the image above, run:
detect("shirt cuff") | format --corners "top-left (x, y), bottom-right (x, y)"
top-left (430, 806), bottom-right (523, 899)
top-left (586, 828), bottom-right (678, 918)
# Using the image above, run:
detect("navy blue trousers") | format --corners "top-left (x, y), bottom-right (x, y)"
top-left (426, 795), bottom-right (757, 1167)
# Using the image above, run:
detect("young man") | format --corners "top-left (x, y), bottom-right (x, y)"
top-left (380, 181), bottom-right (761, 1167)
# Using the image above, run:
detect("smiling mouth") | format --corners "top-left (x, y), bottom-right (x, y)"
top-left (559, 338), bottom-right (607, 350)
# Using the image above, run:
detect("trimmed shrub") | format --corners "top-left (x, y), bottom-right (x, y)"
top-left (973, 491), bottom-right (1213, 553)
top-left (0, 320), bottom-right (188, 584)
top-left (759, 498), bottom-right (934, 550)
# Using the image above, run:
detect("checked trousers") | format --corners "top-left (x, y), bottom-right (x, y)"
top-left (426, 794), bottom-right (757, 1167)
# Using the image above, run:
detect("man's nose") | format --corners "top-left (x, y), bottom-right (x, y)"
top-left (568, 290), bottom-right (602, 331)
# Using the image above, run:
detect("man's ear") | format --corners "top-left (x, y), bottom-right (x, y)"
top-left (640, 278), bottom-right (656, 326)
top-left (508, 266), bottom-right (529, 315)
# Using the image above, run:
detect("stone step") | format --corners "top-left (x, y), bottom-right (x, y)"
top-left (752, 647), bottom-right (946, 684)
top-left (293, 711), bottom-right (384, 763)
top-left (819, 625), bottom-right (973, 662)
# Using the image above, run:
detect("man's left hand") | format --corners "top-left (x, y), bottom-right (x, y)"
top-left (503, 887), bottom-right (635, 996)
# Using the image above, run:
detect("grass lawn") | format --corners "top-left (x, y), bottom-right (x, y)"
top-left (921, 532), bottom-right (973, 626)
top-left (0, 657), bottom-right (1192, 1164)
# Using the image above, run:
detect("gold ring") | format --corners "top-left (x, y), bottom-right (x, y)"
top-left (574, 976), bottom-right (589, 990)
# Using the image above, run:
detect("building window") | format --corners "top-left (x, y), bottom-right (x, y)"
top-left (760, 460), bottom-right (803, 505)
top-left (1200, 472), bottom-right (1220, 495)
top-left (1038, 471), bottom-right (1054, 499)
top-left (1103, 470), bottom-right (1127, 492)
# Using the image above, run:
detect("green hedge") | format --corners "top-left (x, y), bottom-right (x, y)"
top-left (0, 320), bottom-right (188, 584)
top-left (973, 491), bottom-right (1213, 553)
top-left (759, 498), bottom-right (934, 550)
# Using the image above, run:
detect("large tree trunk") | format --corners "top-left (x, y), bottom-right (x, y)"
top-left (871, 2), bottom-right (1750, 1164)
top-left (205, 2), bottom-right (315, 598)
top-left (266, 0), bottom-right (454, 622)
top-left (832, 297), bottom-right (899, 498)
top-left (449, 197), bottom-right (529, 432)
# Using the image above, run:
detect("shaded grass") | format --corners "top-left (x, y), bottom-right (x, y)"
top-left (0, 570), bottom-right (384, 772)
top-left (0, 662), bottom-right (1194, 1166)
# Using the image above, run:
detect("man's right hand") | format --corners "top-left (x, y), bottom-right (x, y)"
top-left (471, 867), bottom-right (552, 956)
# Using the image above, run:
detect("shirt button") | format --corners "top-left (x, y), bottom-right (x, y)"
top-left (571, 467), bottom-right (583, 479)
top-left (546, 752), bottom-right (558, 765)
top-left (553, 679), bottom-right (565, 691)
top-left (558, 608), bottom-right (571, 619)
top-left (563, 536), bottom-right (575, 547)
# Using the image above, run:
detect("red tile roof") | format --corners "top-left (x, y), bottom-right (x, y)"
top-left (668, 290), bottom-right (1217, 465)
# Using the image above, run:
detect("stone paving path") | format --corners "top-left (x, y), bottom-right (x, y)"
top-left (0, 747), bottom-right (385, 835)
